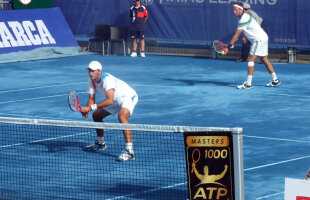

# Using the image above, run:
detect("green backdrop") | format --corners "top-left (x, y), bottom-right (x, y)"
top-left (13, 0), bottom-right (52, 9)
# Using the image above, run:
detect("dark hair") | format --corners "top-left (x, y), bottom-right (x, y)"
top-left (233, 2), bottom-right (244, 7)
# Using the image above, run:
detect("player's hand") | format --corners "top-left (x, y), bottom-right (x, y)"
top-left (80, 106), bottom-right (92, 113)
top-left (80, 111), bottom-right (88, 120)
top-left (222, 47), bottom-right (229, 55)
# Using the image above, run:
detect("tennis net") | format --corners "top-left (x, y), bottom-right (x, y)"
top-left (0, 117), bottom-right (243, 200)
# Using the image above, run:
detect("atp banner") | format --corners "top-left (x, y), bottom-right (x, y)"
top-left (0, 7), bottom-right (78, 54)
top-left (184, 132), bottom-right (235, 200)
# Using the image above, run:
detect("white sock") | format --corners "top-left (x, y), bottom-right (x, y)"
top-left (97, 136), bottom-right (105, 144)
top-left (271, 72), bottom-right (277, 81)
top-left (126, 143), bottom-right (133, 153)
top-left (247, 75), bottom-right (253, 85)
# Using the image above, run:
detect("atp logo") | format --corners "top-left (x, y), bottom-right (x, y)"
top-left (190, 149), bottom-right (230, 199)
top-left (141, 0), bottom-right (153, 6)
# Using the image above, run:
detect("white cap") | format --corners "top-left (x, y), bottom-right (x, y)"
top-left (87, 61), bottom-right (102, 70)
top-left (243, 3), bottom-right (250, 10)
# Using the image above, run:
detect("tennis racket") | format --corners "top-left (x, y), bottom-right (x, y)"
top-left (191, 148), bottom-right (200, 173)
top-left (213, 40), bottom-right (228, 54)
top-left (68, 90), bottom-right (82, 112)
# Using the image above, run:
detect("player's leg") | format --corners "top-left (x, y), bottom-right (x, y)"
top-left (130, 31), bottom-right (138, 57)
top-left (237, 54), bottom-right (256, 89)
top-left (85, 109), bottom-right (111, 150)
top-left (260, 56), bottom-right (281, 87)
top-left (117, 108), bottom-right (135, 161)
top-left (139, 31), bottom-right (146, 57)
top-left (117, 95), bottom-right (138, 161)
top-left (257, 39), bottom-right (281, 87)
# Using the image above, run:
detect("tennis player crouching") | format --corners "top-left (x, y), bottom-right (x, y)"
top-left (80, 61), bottom-right (138, 161)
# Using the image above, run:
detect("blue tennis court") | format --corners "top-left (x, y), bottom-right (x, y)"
top-left (1, 54), bottom-right (310, 199)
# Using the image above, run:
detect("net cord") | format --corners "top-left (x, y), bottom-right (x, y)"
top-left (0, 117), bottom-right (242, 134)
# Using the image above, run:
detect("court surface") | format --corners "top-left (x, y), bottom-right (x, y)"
top-left (1, 54), bottom-right (310, 199)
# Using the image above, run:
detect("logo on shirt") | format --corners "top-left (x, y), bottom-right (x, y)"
top-left (141, 0), bottom-right (153, 6)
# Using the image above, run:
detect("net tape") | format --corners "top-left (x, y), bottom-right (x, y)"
top-left (0, 117), bottom-right (242, 134)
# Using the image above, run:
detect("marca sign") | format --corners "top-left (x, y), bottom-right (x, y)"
top-left (0, 8), bottom-right (77, 54)
top-left (0, 20), bottom-right (56, 48)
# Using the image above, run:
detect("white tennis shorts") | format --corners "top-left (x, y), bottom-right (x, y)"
top-left (250, 40), bottom-right (268, 57)
top-left (104, 94), bottom-right (138, 116)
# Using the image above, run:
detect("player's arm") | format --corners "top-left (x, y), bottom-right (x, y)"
top-left (96, 89), bottom-right (115, 109)
top-left (223, 29), bottom-right (243, 54)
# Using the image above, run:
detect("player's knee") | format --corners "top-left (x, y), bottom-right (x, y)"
top-left (248, 61), bottom-right (255, 67)
top-left (118, 110), bottom-right (130, 123)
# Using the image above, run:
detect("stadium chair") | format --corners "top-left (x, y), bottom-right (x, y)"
top-left (107, 26), bottom-right (128, 56)
top-left (88, 25), bottom-right (110, 55)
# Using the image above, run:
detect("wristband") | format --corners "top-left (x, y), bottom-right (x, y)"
top-left (228, 44), bottom-right (233, 50)
top-left (91, 104), bottom-right (97, 111)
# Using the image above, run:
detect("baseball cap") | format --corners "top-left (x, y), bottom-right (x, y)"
top-left (87, 61), bottom-right (102, 70)
top-left (243, 3), bottom-right (250, 10)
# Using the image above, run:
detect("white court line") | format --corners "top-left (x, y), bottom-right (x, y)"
top-left (256, 192), bottom-right (284, 200)
top-left (0, 113), bottom-right (70, 121)
top-left (0, 132), bottom-right (90, 149)
top-left (106, 182), bottom-right (187, 200)
top-left (0, 94), bottom-right (68, 104)
top-left (244, 135), bottom-right (310, 144)
top-left (0, 82), bottom-right (86, 94)
top-left (0, 92), bottom-right (88, 105)
top-left (244, 154), bottom-right (310, 171)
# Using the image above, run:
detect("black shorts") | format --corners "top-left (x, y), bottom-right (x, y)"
top-left (131, 30), bottom-right (145, 39)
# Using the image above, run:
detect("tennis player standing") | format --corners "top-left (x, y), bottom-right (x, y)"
top-left (80, 61), bottom-right (138, 161)
top-left (130, 0), bottom-right (148, 58)
top-left (223, 2), bottom-right (281, 89)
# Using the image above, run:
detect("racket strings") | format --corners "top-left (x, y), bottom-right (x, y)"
top-left (214, 42), bottom-right (223, 52)
top-left (68, 92), bottom-right (78, 110)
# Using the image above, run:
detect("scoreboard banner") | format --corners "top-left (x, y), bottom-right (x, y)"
top-left (0, 7), bottom-right (78, 54)
top-left (184, 129), bottom-right (244, 200)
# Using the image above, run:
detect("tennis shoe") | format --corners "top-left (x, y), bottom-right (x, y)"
top-left (118, 150), bottom-right (135, 161)
top-left (85, 140), bottom-right (106, 151)
top-left (266, 79), bottom-right (281, 87)
top-left (236, 82), bottom-right (253, 89)
top-left (130, 52), bottom-right (137, 57)
top-left (140, 52), bottom-right (146, 58)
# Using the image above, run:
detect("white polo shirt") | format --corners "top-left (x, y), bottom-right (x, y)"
top-left (87, 73), bottom-right (137, 114)
top-left (238, 13), bottom-right (268, 43)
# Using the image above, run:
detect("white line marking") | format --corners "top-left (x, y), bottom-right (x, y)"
top-left (0, 113), bottom-right (70, 121)
top-left (245, 155), bottom-right (310, 171)
top-left (0, 132), bottom-right (90, 149)
top-left (106, 182), bottom-right (187, 200)
top-left (0, 94), bottom-right (68, 104)
top-left (244, 135), bottom-right (310, 143)
top-left (256, 192), bottom-right (284, 200)
top-left (0, 92), bottom-right (88, 105)
top-left (0, 82), bottom-right (86, 94)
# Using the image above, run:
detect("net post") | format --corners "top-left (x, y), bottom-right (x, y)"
top-left (232, 127), bottom-right (245, 200)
